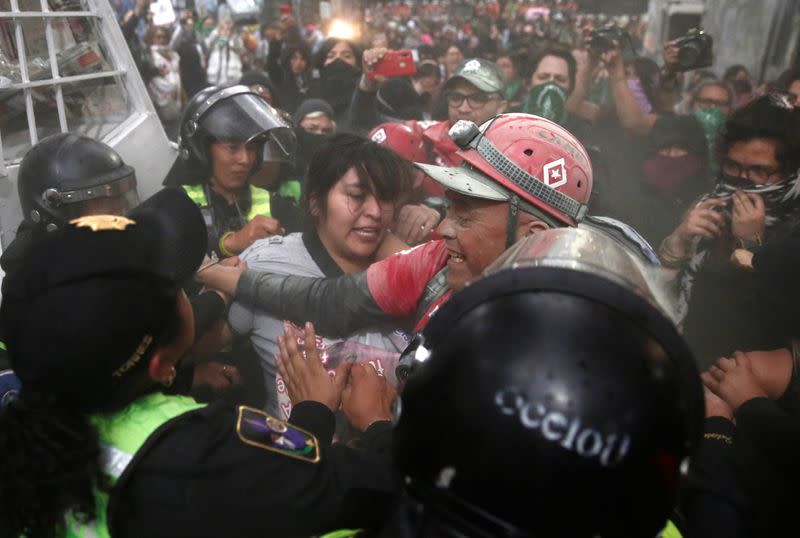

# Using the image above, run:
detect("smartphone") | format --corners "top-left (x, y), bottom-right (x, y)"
top-left (366, 50), bottom-right (417, 80)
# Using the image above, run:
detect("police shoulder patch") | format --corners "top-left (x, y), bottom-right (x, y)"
top-left (236, 406), bottom-right (320, 463)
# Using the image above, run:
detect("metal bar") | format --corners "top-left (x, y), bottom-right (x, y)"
top-left (0, 11), bottom-right (99, 18)
top-left (0, 69), bottom-right (126, 90)
top-left (41, 0), bottom-right (68, 132)
top-left (0, 130), bottom-right (7, 177)
top-left (10, 0), bottom-right (39, 145)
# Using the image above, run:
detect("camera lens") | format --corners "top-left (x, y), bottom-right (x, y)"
top-left (678, 42), bottom-right (701, 69)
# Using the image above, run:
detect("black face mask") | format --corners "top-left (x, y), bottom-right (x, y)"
top-left (419, 92), bottom-right (432, 107)
top-left (731, 78), bottom-right (753, 95)
top-left (294, 127), bottom-right (329, 165)
top-left (317, 59), bottom-right (360, 111)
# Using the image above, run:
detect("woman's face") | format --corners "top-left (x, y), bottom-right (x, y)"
top-left (290, 50), bottom-right (308, 74)
top-left (325, 41), bottom-right (357, 68)
top-left (209, 140), bottom-right (258, 193)
top-left (314, 167), bottom-right (395, 264)
top-left (444, 46), bottom-right (463, 69)
top-left (496, 56), bottom-right (516, 82)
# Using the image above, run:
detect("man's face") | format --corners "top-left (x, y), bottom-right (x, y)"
top-left (436, 191), bottom-right (511, 291)
top-left (446, 79), bottom-right (507, 125)
top-left (300, 113), bottom-right (336, 135)
top-left (531, 55), bottom-right (570, 92)
top-left (693, 84), bottom-right (732, 117)
top-left (723, 138), bottom-right (783, 187)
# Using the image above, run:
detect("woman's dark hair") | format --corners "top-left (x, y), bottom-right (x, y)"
top-left (281, 43), bottom-right (312, 74)
top-left (0, 284), bottom-right (182, 536)
top-left (529, 46), bottom-right (576, 93)
top-left (723, 64), bottom-right (749, 82)
top-left (718, 94), bottom-right (800, 175)
top-left (776, 68), bottom-right (800, 91)
top-left (304, 133), bottom-right (413, 222)
top-left (496, 51), bottom-right (522, 78)
top-left (315, 38), bottom-right (363, 71)
top-left (0, 395), bottom-right (107, 537)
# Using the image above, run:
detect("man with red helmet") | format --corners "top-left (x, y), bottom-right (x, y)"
top-left (198, 113), bottom-right (593, 336)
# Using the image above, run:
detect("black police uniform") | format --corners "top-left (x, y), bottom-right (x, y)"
top-left (112, 401), bottom-right (394, 538)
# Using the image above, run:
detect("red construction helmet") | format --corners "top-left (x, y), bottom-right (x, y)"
top-left (415, 113), bottom-right (592, 226)
top-left (369, 122), bottom-right (428, 164)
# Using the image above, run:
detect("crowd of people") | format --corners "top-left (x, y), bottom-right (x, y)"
top-left (1, 0), bottom-right (800, 536)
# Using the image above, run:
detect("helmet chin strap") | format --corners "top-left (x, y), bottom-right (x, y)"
top-left (505, 194), bottom-right (561, 249)
top-left (505, 194), bottom-right (520, 249)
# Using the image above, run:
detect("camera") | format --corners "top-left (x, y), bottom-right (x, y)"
top-left (674, 28), bottom-right (713, 71)
top-left (589, 24), bottom-right (628, 52)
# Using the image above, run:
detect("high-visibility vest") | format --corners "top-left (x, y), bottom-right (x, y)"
top-left (181, 183), bottom-right (272, 221)
top-left (65, 393), bottom-right (206, 537)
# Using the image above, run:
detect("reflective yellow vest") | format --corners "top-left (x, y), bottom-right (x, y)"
top-left (181, 184), bottom-right (272, 220)
top-left (65, 393), bottom-right (206, 537)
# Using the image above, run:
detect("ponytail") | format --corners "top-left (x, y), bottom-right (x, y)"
top-left (0, 394), bottom-right (107, 537)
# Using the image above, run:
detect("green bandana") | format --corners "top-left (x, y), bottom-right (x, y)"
top-left (523, 82), bottom-right (568, 125)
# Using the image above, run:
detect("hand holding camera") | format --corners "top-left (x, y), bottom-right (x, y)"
top-left (672, 28), bottom-right (713, 72)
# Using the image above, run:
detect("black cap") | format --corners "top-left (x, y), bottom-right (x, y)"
top-left (293, 98), bottom-right (335, 125)
top-left (0, 188), bottom-right (206, 411)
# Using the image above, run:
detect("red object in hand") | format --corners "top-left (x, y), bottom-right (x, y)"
top-left (366, 50), bottom-right (417, 80)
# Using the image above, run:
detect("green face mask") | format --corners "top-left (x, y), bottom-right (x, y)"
top-left (692, 107), bottom-right (726, 174)
top-left (692, 107), bottom-right (726, 145)
top-left (523, 82), bottom-right (568, 125)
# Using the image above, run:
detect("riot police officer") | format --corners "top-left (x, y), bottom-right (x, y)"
top-left (0, 190), bottom-right (396, 537)
top-left (0, 133), bottom-right (140, 403)
top-left (176, 84), bottom-right (297, 257)
top-left (389, 227), bottom-right (704, 537)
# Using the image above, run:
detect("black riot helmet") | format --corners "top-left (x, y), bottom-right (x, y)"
top-left (393, 227), bottom-right (703, 538)
top-left (17, 133), bottom-right (139, 232)
top-left (178, 85), bottom-right (296, 174)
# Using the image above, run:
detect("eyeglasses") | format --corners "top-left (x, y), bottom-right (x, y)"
top-left (721, 158), bottom-right (781, 184)
top-left (694, 97), bottom-right (730, 109)
top-left (446, 91), bottom-right (497, 109)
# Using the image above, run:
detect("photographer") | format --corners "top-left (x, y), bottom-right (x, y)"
top-left (658, 95), bottom-right (800, 367)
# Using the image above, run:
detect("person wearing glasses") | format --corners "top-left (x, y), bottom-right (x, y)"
top-left (422, 58), bottom-right (508, 168)
top-left (658, 95), bottom-right (800, 368)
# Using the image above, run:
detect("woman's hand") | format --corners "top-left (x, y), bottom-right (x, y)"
top-left (394, 204), bottom-right (440, 246)
top-left (360, 47), bottom-right (388, 91)
top-left (276, 322), bottom-right (351, 413)
top-left (703, 385), bottom-right (734, 420)
top-left (703, 352), bottom-right (769, 412)
top-left (195, 262), bottom-right (246, 297)
top-left (223, 216), bottom-right (285, 256)
top-left (341, 363), bottom-right (396, 431)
